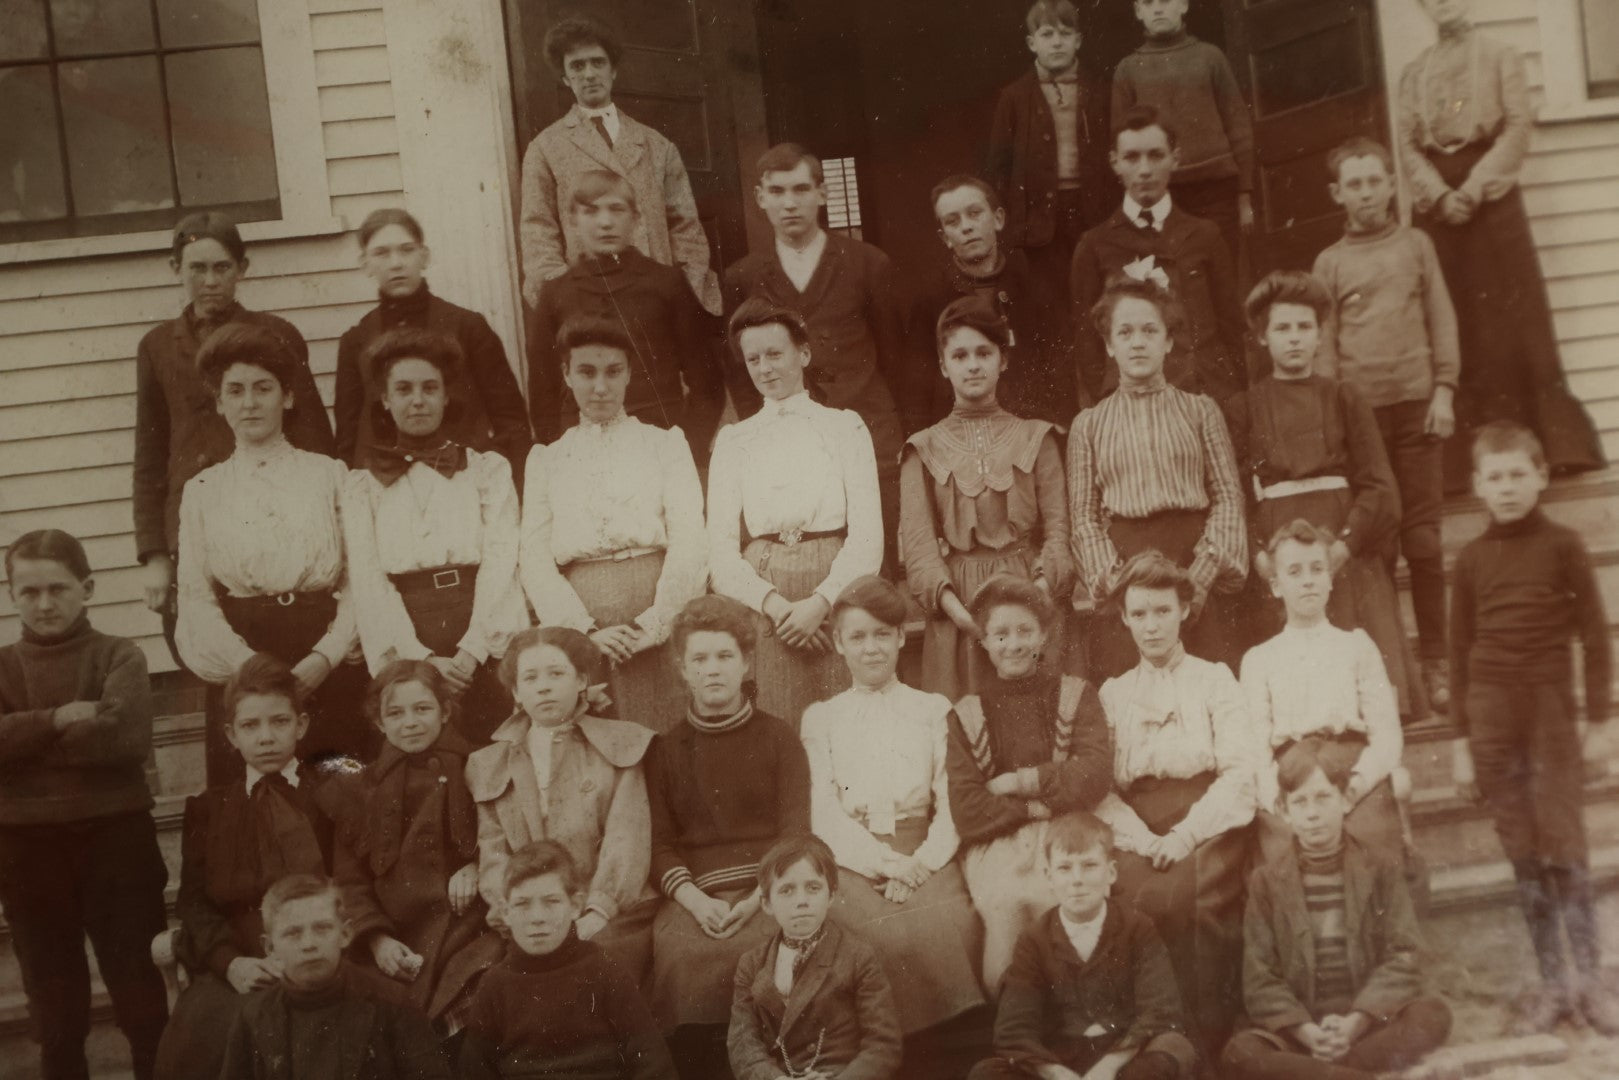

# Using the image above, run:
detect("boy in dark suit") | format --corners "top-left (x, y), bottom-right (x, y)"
top-left (968, 812), bottom-right (1195, 1080)
top-left (986, 0), bottom-right (1115, 293)
top-left (908, 174), bottom-right (1083, 427)
top-left (153, 654), bottom-right (334, 1080)
top-left (1069, 105), bottom-right (1244, 403)
top-left (723, 143), bottom-right (908, 558)
top-left (729, 834), bottom-right (902, 1080)
top-left (1222, 738), bottom-right (1454, 1080)
top-left (218, 874), bottom-right (449, 1080)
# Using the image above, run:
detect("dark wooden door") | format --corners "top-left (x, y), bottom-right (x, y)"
top-left (1221, 0), bottom-right (1388, 274)
top-left (503, 0), bottom-right (771, 273)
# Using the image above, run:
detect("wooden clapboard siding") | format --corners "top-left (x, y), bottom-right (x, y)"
top-left (0, 0), bottom-right (403, 675)
top-left (1376, 1), bottom-right (1619, 459)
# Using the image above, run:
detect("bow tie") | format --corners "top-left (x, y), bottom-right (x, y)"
top-left (366, 440), bottom-right (468, 486)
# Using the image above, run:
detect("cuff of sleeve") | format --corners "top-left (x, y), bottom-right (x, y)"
top-left (394, 639), bottom-right (433, 663)
top-left (734, 578), bottom-right (775, 614)
top-left (457, 636), bottom-right (490, 665)
top-left (1261, 1007), bottom-right (1315, 1034)
top-left (659, 867), bottom-right (694, 899)
top-left (585, 893), bottom-right (619, 923)
top-left (633, 609), bottom-right (669, 645)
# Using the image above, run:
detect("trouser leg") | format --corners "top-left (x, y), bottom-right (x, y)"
top-left (81, 814), bottom-right (171, 1080)
top-left (0, 824), bottom-right (94, 1080)
top-left (1375, 402), bottom-right (1445, 657)
top-left (1339, 997), bottom-right (1452, 1073)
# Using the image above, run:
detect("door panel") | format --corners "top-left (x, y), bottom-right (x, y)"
top-left (502, 0), bottom-right (769, 274)
top-left (1223, 0), bottom-right (1387, 274)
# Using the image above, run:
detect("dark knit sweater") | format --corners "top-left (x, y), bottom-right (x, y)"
top-left (945, 670), bottom-right (1113, 846)
top-left (1111, 32), bottom-right (1255, 189)
top-left (1450, 508), bottom-right (1611, 732)
top-left (457, 935), bottom-right (675, 1080)
top-left (645, 703), bottom-right (810, 898)
top-left (0, 615), bottom-right (154, 825)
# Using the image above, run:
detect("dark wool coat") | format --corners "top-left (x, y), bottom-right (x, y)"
top-left (1241, 837), bottom-right (1425, 1032)
top-left (334, 285), bottom-right (532, 474)
top-left (986, 68), bottom-right (1117, 250)
top-left (1069, 206), bottom-right (1245, 404)
top-left (990, 904), bottom-right (1187, 1070)
top-left (133, 304), bottom-right (334, 559)
top-left (326, 730), bottom-right (500, 1018)
top-left (728, 922), bottom-right (902, 1080)
top-left (218, 962), bottom-right (449, 1080)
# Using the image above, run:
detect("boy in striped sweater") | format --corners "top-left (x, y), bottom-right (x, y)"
top-left (1223, 738), bottom-right (1454, 1080)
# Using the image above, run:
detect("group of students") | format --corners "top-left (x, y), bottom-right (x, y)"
top-left (2, 0), bottom-right (1614, 1078)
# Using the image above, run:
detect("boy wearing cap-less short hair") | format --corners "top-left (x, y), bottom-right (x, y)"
top-left (969, 812), bottom-right (1196, 1080)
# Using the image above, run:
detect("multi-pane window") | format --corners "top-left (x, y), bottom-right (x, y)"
top-left (1581, 0), bottom-right (1619, 99)
top-left (0, 0), bottom-right (279, 243)
top-left (823, 157), bottom-right (863, 240)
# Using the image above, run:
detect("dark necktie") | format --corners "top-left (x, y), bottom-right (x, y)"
top-left (591, 114), bottom-right (614, 150)
top-left (1137, 210), bottom-right (1157, 233)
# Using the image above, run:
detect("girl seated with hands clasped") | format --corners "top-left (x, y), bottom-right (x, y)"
top-left (328, 660), bottom-right (497, 1025)
top-left (800, 575), bottom-right (987, 1035)
top-left (945, 574), bottom-right (1113, 992)
top-left (466, 628), bottom-right (658, 979)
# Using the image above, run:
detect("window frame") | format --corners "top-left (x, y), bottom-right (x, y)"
top-left (0, 0), bottom-right (343, 266)
top-left (1537, 0), bottom-right (1619, 123)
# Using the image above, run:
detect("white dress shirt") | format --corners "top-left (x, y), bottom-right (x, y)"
top-left (776, 229), bottom-right (829, 293)
top-left (520, 414), bottom-right (708, 643)
top-left (706, 391), bottom-right (883, 611)
top-left (800, 679), bottom-right (960, 878)
top-left (341, 449), bottom-right (528, 670)
top-left (578, 102), bottom-right (621, 143)
top-left (245, 759), bottom-right (301, 797)
top-left (175, 438), bottom-right (357, 682)
top-left (1059, 903), bottom-right (1107, 963)
top-left (1122, 192), bottom-right (1173, 231)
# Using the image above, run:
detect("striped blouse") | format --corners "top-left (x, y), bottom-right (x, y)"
top-left (1066, 384), bottom-right (1247, 600)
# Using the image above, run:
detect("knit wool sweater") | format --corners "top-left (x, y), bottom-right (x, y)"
top-left (1111, 32), bottom-right (1255, 189)
top-left (0, 616), bottom-right (154, 825)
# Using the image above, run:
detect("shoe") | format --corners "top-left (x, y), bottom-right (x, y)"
top-left (1422, 658), bottom-right (1451, 713)
top-left (1505, 984), bottom-right (1572, 1036)
top-left (1578, 978), bottom-right (1619, 1036)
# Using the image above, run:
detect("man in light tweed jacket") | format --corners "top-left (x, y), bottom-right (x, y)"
top-left (519, 16), bottom-right (721, 314)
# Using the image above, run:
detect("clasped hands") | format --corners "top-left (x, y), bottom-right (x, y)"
top-left (678, 883), bottom-right (761, 940)
top-left (590, 624), bottom-right (654, 665)
top-left (1293, 1012), bottom-right (1371, 1062)
top-left (879, 850), bottom-right (933, 904)
top-left (762, 592), bottom-right (832, 653)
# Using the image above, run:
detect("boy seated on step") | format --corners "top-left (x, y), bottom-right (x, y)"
top-left (1222, 738), bottom-right (1454, 1080)
top-left (154, 653), bottom-right (335, 1080)
top-left (218, 873), bottom-right (449, 1079)
top-left (0, 529), bottom-right (170, 1080)
top-left (457, 840), bottom-right (675, 1079)
top-left (968, 812), bottom-right (1196, 1080)
top-left (729, 834), bottom-right (902, 1080)
top-left (1451, 420), bottom-right (1616, 1036)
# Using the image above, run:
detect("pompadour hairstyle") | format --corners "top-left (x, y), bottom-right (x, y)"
top-left (831, 574), bottom-right (909, 631)
top-left (670, 594), bottom-right (758, 660)
top-left (727, 296), bottom-right (812, 351)
top-left (968, 573), bottom-right (1058, 631)
top-left (936, 294), bottom-right (1013, 353)
top-left (362, 326), bottom-right (465, 388)
top-left (194, 322), bottom-right (300, 396)
top-left (555, 314), bottom-right (635, 368)
top-left (1243, 269), bottom-right (1332, 335)
top-left (1109, 549), bottom-right (1196, 610)
top-left (1089, 274), bottom-right (1185, 341)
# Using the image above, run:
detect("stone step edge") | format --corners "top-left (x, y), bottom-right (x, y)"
top-left (1410, 771), bottom-right (1619, 831)
top-left (1429, 844), bottom-right (1619, 916)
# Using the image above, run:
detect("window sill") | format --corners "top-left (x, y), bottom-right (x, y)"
top-left (1538, 97), bottom-right (1619, 125)
top-left (0, 215), bottom-right (350, 267)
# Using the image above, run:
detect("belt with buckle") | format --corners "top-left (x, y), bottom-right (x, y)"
top-left (215, 586), bottom-right (333, 609)
top-left (388, 564), bottom-right (479, 593)
top-left (756, 527), bottom-right (847, 548)
top-left (573, 545), bottom-right (663, 565)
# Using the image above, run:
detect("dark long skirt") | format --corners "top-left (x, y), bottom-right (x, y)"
top-left (1248, 486), bottom-right (1427, 720)
top-left (1419, 141), bottom-right (1605, 491)
top-left (1111, 773), bottom-right (1250, 1062)
top-left (649, 884), bottom-right (774, 1029)
top-left (831, 820), bottom-right (985, 1033)
top-left (151, 972), bottom-right (244, 1080)
top-left (203, 590), bottom-right (373, 783)
top-left (564, 552), bottom-right (683, 734)
top-left (1087, 508), bottom-right (1244, 681)
top-left (392, 566), bottom-right (512, 746)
